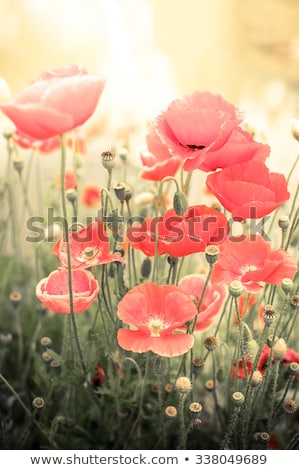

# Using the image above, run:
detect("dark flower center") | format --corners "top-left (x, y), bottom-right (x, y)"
top-left (186, 144), bottom-right (206, 150)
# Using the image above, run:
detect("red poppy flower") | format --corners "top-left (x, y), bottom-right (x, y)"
top-left (91, 365), bottom-right (107, 388)
top-left (206, 160), bottom-right (290, 219)
top-left (153, 90), bottom-right (270, 172)
top-left (127, 205), bottom-right (228, 257)
top-left (117, 282), bottom-right (197, 357)
top-left (232, 345), bottom-right (299, 379)
top-left (212, 235), bottom-right (297, 292)
top-left (138, 125), bottom-right (181, 181)
top-left (81, 185), bottom-right (101, 208)
top-left (52, 220), bottom-right (124, 269)
top-left (0, 64), bottom-right (105, 140)
top-left (36, 268), bottom-right (99, 314)
top-left (178, 274), bottom-right (226, 331)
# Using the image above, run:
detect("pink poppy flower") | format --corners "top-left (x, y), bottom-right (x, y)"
top-left (153, 90), bottom-right (270, 172)
top-left (127, 205), bottom-right (228, 257)
top-left (81, 185), bottom-right (101, 208)
top-left (206, 160), bottom-right (290, 219)
top-left (0, 64), bottom-right (105, 140)
top-left (139, 125), bottom-right (181, 181)
top-left (12, 127), bottom-right (87, 155)
top-left (36, 268), bottom-right (99, 314)
top-left (178, 274), bottom-right (226, 331)
top-left (117, 282), bottom-right (197, 357)
top-left (212, 235), bottom-right (297, 292)
top-left (12, 129), bottom-right (61, 153)
top-left (52, 220), bottom-right (124, 269)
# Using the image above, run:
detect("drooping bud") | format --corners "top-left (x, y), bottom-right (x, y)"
top-left (12, 154), bottom-right (24, 173)
top-left (173, 191), bottom-right (188, 216)
top-left (140, 257), bottom-right (152, 279)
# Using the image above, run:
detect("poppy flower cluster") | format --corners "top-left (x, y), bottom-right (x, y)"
top-left (37, 221), bottom-right (124, 314)
top-left (127, 205), bottom-right (229, 257)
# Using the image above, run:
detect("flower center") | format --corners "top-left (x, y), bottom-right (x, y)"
top-left (186, 144), bottom-right (206, 150)
top-left (244, 265), bottom-right (257, 272)
top-left (147, 317), bottom-right (167, 337)
top-left (79, 246), bottom-right (101, 262)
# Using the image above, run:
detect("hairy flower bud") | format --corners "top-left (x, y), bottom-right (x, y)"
top-left (173, 191), bottom-right (188, 216)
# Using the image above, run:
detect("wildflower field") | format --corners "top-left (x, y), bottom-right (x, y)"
top-left (0, 65), bottom-right (298, 450)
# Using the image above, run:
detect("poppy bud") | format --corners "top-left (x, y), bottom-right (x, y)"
top-left (173, 191), bottom-right (188, 216)
top-left (12, 154), bottom-right (24, 173)
top-left (278, 215), bottom-right (289, 231)
top-left (140, 257), bottom-right (151, 279)
top-left (66, 188), bottom-right (77, 203)
top-left (281, 277), bottom-right (293, 294)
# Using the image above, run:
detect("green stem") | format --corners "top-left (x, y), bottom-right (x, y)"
top-left (59, 134), bottom-right (87, 375)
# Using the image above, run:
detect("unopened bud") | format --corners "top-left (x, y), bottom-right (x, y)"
top-left (12, 154), bottom-right (24, 173)
top-left (140, 257), bottom-right (151, 279)
top-left (278, 215), bottom-right (289, 230)
top-left (281, 278), bottom-right (293, 294)
top-left (173, 191), bottom-right (188, 216)
top-left (66, 188), bottom-right (77, 202)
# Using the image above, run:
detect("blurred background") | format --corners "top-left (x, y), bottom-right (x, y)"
top-left (1, 0), bottom-right (299, 170)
